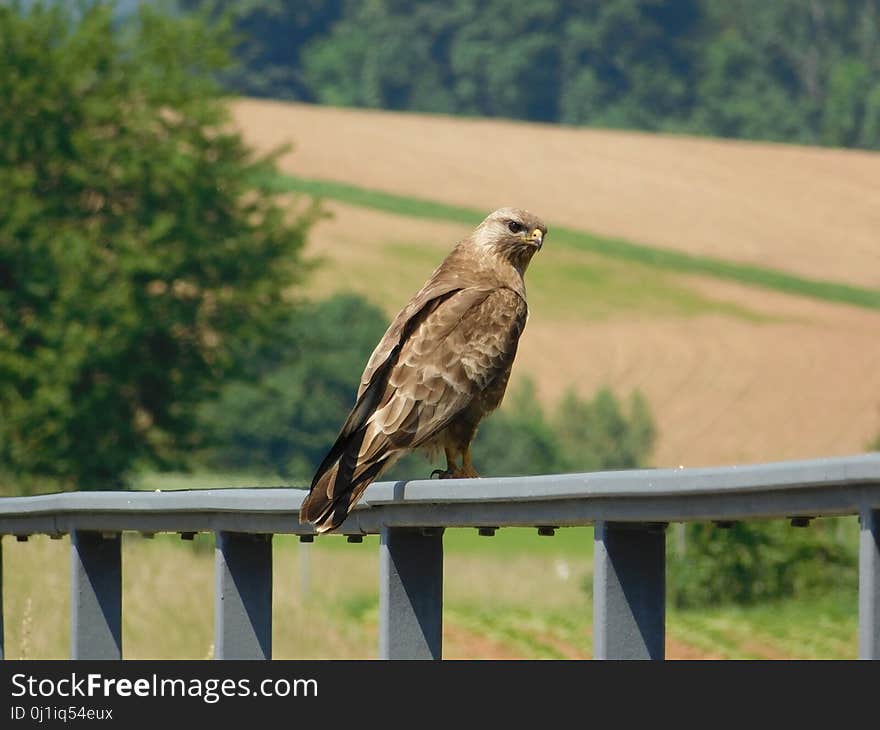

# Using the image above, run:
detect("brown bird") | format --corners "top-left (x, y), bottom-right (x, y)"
top-left (299, 207), bottom-right (547, 533)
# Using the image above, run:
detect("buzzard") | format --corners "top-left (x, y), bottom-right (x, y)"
top-left (299, 207), bottom-right (547, 533)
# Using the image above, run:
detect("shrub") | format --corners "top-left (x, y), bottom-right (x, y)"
top-left (667, 518), bottom-right (858, 609)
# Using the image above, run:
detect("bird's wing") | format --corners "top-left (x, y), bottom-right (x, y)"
top-left (310, 286), bottom-right (528, 492)
top-left (308, 282), bottom-right (465, 483)
top-left (364, 286), bottom-right (529, 455)
top-left (356, 277), bottom-right (464, 399)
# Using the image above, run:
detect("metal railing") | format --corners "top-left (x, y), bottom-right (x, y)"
top-left (0, 453), bottom-right (879, 660)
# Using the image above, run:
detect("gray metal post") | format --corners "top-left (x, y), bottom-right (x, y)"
top-left (71, 531), bottom-right (122, 659)
top-left (379, 527), bottom-right (444, 660)
top-left (0, 537), bottom-right (4, 660)
top-left (859, 507), bottom-right (880, 659)
top-left (593, 521), bottom-right (666, 660)
top-left (299, 539), bottom-right (311, 600)
top-left (214, 532), bottom-right (273, 660)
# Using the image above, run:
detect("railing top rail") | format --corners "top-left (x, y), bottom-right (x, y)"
top-left (1, 453), bottom-right (879, 536)
top-left (361, 452), bottom-right (880, 504)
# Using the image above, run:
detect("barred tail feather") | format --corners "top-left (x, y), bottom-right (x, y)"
top-left (298, 462), bottom-right (345, 533)
top-left (299, 449), bottom-right (393, 534)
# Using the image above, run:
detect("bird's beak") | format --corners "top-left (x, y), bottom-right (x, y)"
top-left (530, 229), bottom-right (543, 249)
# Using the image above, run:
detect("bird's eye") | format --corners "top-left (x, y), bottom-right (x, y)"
top-left (507, 220), bottom-right (524, 234)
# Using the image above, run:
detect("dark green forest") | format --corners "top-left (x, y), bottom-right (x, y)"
top-left (198, 0), bottom-right (880, 150)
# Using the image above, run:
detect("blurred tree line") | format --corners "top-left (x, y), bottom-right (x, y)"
top-left (194, 0), bottom-right (880, 150)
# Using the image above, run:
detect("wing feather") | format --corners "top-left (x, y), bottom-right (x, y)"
top-left (356, 287), bottom-right (528, 468)
top-left (300, 286), bottom-right (528, 532)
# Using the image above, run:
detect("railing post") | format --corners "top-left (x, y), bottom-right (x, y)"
top-left (71, 531), bottom-right (122, 659)
top-left (214, 532), bottom-right (273, 660)
top-left (859, 507), bottom-right (880, 659)
top-left (0, 536), bottom-right (4, 660)
top-left (593, 521), bottom-right (666, 660)
top-left (379, 527), bottom-right (444, 660)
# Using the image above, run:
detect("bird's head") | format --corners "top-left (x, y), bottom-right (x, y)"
top-left (474, 207), bottom-right (547, 274)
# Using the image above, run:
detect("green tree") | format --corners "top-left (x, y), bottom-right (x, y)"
top-left (694, 0), bottom-right (880, 147)
top-left (197, 293), bottom-right (388, 480)
top-left (302, 1), bottom-right (460, 113)
top-left (667, 519), bottom-right (857, 609)
top-left (467, 379), bottom-right (564, 477)
top-left (558, 0), bottom-right (701, 129)
top-left (179, 0), bottom-right (346, 100)
top-left (554, 386), bottom-right (656, 471)
top-left (299, 0), bottom-right (700, 128)
top-left (0, 1), bottom-right (313, 490)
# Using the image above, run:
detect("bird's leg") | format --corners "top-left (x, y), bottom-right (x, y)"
top-left (457, 447), bottom-right (480, 478)
top-left (432, 446), bottom-right (480, 479)
top-left (431, 447), bottom-right (459, 479)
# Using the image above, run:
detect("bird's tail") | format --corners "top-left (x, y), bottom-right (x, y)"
top-left (299, 462), bottom-right (350, 534)
top-left (299, 453), bottom-right (389, 534)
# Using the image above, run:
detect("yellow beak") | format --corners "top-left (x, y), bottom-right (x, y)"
top-left (530, 229), bottom-right (544, 249)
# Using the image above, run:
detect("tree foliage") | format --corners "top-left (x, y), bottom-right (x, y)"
top-left (179, 0), bottom-right (346, 100)
top-left (206, 0), bottom-right (880, 150)
top-left (0, 1), bottom-right (313, 489)
top-left (667, 519), bottom-right (858, 609)
top-left (197, 293), bottom-right (388, 480)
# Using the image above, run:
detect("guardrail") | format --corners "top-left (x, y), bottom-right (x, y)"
top-left (0, 453), bottom-right (879, 660)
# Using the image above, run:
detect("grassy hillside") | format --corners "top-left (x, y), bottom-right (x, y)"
top-left (274, 196), bottom-right (880, 469)
top-left (229, 98), bottom-right (880, 470)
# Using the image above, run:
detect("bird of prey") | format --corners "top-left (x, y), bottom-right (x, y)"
top-left (299, 207), bottom-right (547, 533)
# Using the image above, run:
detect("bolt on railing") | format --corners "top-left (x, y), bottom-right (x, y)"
top-left (0, 453), bottom-right (878, 660)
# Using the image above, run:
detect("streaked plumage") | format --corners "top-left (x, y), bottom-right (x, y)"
top-left (299, 207), bottom-right (547, 533)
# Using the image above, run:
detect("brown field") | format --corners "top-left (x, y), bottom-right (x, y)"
top-left (232, 98), bottom-right (880, 288)
top-left (228, 98), bottom-right (880, 468)
top-left (517, 295), bottom-right (880, 467)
